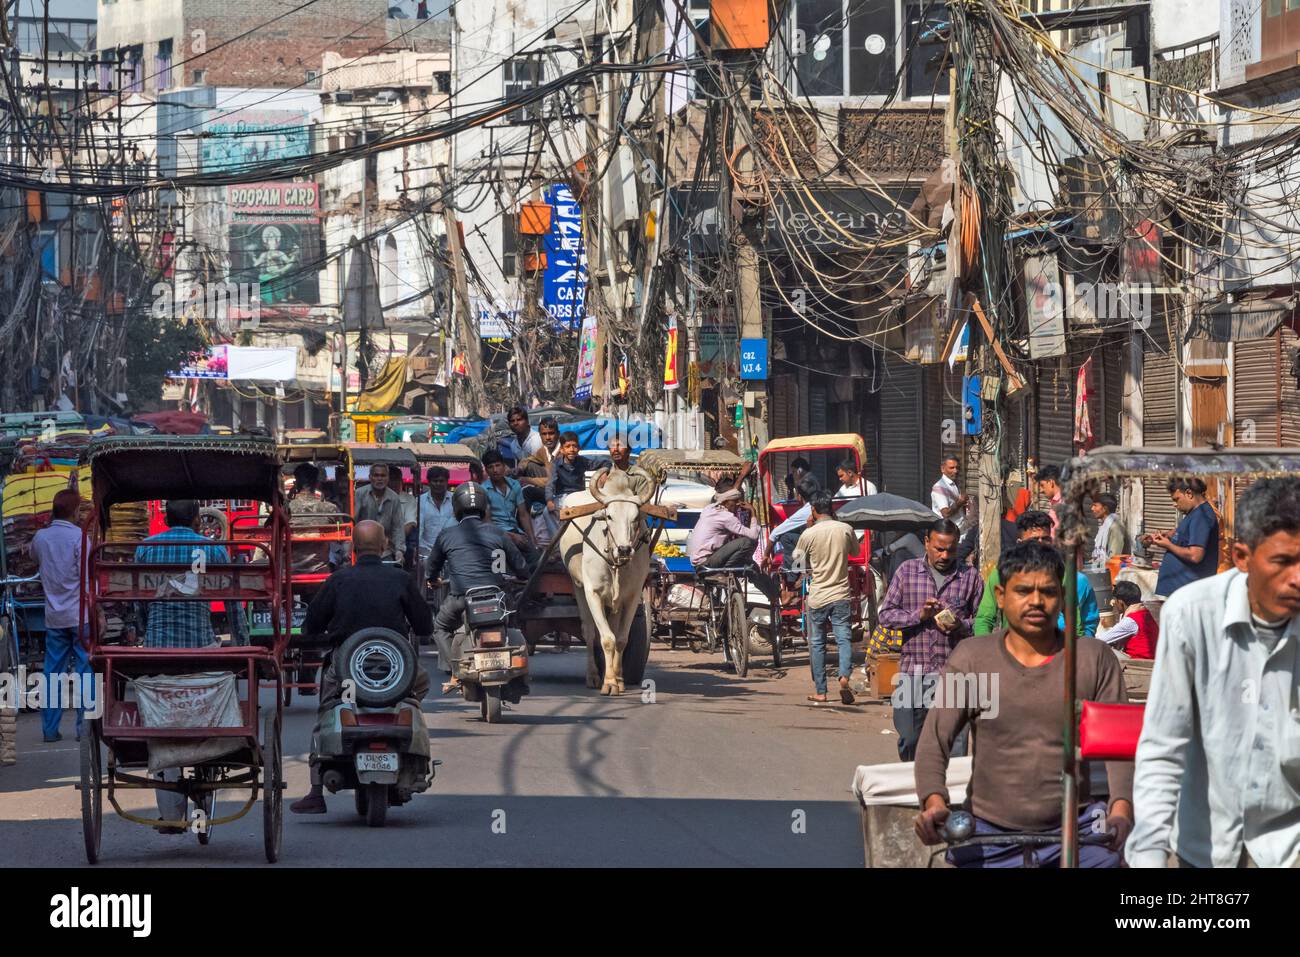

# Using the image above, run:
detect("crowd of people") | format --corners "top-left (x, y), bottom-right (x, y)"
top-left (23, 409), bottom-right (1298, 868)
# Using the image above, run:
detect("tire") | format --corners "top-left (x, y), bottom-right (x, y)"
top-left (482, 686), bottom-right (503, 723)
top-left (365, 782), bottom-right (388, 827)
top-left (197, 506), bottom-right (229, 541)
top-left (282, 681), bottom-right (293, 708)
top-left (621, 601), bottom-right (651, 686)
top-left (727, 589), bottom-right (749, 677)
top-left (0, 616), bottom-right (16, 673)
top-left (80, 730), bottom-right (102, 865)
top-left (262, 712), bottom-right (283, 863)
top-left (354, 786), bottom-right (369, 818)
top-left (336, 628), bottom-right (417, 707)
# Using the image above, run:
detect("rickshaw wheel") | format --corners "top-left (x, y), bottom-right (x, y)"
top-left (79, 728), bottom-right (103, 864)
top-left (727, 589), bottom-right (749, 678)
top-left (283, 681), bottom-right (293, 707)
top-left (262, 712), bottom-right (283, 863)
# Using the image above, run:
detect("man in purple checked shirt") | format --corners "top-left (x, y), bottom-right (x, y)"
top-left (877, 518), bottom-right (984, 761)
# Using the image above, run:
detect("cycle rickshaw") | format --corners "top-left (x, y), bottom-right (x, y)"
top-left (78, 435), bottom-right (292, 863)
top-left (635, 448), bottom-right (768, 675)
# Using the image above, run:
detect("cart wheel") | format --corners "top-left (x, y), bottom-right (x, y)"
top-left (482, 686), bottom-right (503, 724)
top-left (79, 729), bottom-right (103, 865)
top-left (283, 681), bottom-right (293, 708)
top-left (262, 712), bottom-right (283, 863)
top-left (727, 589), bottom-right (749, 678)
top-left (620, 596), bottom-right (652, 686)
top-left (365, 782), bottom-right (388, 827)
top-left (354, 786), bottom-right (369, 818)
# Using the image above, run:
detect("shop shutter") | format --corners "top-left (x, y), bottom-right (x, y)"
top-left (879, 356), bottom-right (924, 503)
top-left (1035, 357), bottom-right (1074, 473)
top-left (1142, 321), bottom-right (1178, 535)
top-left (1100, 337), bottom-right (1127, 447)
top-left (857, 378), bottom-right (883, 491)
top-left (1282, 328), bottom-right (1300, 446)
top-left (767, 372), bottom-right (798, 494)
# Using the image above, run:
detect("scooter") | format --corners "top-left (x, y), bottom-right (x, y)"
top-left (313, 627), bottom-right (438, 826)
top-left (453, 585), bottom-right (530, 723)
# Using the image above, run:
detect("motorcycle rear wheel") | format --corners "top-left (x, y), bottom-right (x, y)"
top-left (365, 783), bottom-right (387, 827)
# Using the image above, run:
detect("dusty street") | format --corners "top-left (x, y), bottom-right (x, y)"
top-left (0, 643), bottom-right (899, 867)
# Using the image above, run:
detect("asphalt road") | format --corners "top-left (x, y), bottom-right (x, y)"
top-left (0, 642), bottom-right (901, 867)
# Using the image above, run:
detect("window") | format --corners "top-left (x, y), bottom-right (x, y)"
top-left (98, 50), bottom-right (115, 90)
top-left (435, 72), bottom-right (450, 94)
top-left (121, 45), bottom-right (144, 93)
top-left (785, 0), bottom-right (902, 97)
top-left (502, 56), bottom-right (542, 123)
top-left (155, 38), bottom-right (173, 91)
top-left (192, 68), bottom-right (206, 85)
top-left (380, 235), bottom-right (399, 306)
top-left (904, 2), bottom-right (950, 98)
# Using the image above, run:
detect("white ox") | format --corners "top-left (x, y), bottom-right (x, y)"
top-left (558, 469), bottom-right (654, 695)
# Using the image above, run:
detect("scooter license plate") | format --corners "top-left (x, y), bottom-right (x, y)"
top-left (355, 752), bottom-right (399, 773)
top-left (474, 651), bottom-right (511, 671)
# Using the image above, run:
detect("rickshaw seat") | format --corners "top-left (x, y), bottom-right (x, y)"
top-left (1078, 700), bottom-right (1145, 761)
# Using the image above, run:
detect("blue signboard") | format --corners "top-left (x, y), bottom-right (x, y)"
top-left (541, 183), bottom-right (587, 332)
top-left (740, 338), bottom-right (768, 380)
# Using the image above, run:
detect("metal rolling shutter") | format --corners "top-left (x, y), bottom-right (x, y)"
top-left (1035, 357), bottom-right (1074, 473)
top-left (1282, 328), bottom-right (1300, 446)
top-left (1101, 337), bottom-right (1127, 447)
top-left (1142, 322), bottom-right (1178, 534)
top-left (880, 357), bottom-right (924, 503)
top-left (768, 372), bottom-right (798, 492)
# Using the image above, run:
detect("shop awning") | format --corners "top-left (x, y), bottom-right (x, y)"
top-left (1191, 296), bottom-right (1296, 341)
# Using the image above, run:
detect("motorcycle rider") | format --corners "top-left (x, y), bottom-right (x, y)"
top-left (427, 482), bottom-right (528, 693)
top-left (290, 520), bottom-right (433, 815)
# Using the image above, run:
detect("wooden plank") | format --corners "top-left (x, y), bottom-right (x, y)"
top-left (968, 297), bottom-right (1025, 393)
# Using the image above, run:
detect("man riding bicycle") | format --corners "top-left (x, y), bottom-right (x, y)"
top-left (426, 482), bottom-right (528, 692)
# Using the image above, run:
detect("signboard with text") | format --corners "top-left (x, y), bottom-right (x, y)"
top-left (740, 338), bottom-right (768, 379)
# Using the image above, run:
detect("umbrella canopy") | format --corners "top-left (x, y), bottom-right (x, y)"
top-left (835, 492), bottom-right (936, 532)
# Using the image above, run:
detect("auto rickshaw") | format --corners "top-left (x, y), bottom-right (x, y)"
top-left (78, 434), bottom-right (291, 863)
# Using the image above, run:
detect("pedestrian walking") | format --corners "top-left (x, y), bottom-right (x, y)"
top-left (1142, 477), bottom-right (1219, 599)
top-left (30, 489), bottom-right (89, 743)
top-left (793, 493), bottom-right (859, 704)
top-left (1127, 477), bottom-right (1300, 868)
top-left (877, 519), bottom-right (984, 760)
top-left (1035, 464), bottom-right (1065, 541)
top-left (931, 455), bottom-right (976, 565)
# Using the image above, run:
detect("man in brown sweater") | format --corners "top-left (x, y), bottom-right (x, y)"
top-left (913, 540), bottom-right (1134, 867)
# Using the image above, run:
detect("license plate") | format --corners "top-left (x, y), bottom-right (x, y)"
top-left (355, 752), bottom-right (399, 773)
top-left (474, 651), bottom-right (511, 671)
top-left (251, 609), bottom-right (307, 629)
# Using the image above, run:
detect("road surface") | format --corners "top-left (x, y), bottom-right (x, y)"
top-left (0, 643), bottom-right (900, 867)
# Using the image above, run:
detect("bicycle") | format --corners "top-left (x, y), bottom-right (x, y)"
top-left (696, 566), bottom-right (751, 678)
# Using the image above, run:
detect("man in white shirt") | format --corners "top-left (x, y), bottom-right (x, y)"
top-left (834, 459), bottom-right (877, 499)
top-left (31, 489), bottom-right (89, 743)
top-left (931, 455), bottom-right (970, 532)
top-left (1127, 476), bottom-right (1300, 868)
top-left (417, 466), bottom-right (457, 564)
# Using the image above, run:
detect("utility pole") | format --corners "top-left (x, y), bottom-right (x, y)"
top-left (719, 65), bottom-right (764, 457)
top-left (442, 203), bottom-right (487, 416)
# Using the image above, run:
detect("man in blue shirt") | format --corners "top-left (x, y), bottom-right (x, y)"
top-left (481, 449), bottom-right (539, 561)
top-left (1145, 477), bottom-right (1220, 598)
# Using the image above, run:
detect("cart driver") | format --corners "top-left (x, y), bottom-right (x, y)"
top-left (290, 520), bottom-right (433, 815)
top-left (593, 436), bottom-right (656, 500)
top-left (426, 482), bottom-right (528, 694)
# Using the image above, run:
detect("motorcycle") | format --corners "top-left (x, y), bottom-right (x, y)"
top-left (313, 627), bottom-right (437, 827)
top-left (453, 585), bottom-right (530, 723)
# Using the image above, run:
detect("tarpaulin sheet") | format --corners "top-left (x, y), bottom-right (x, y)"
top-left (133, 671), bottom-right (244, 773)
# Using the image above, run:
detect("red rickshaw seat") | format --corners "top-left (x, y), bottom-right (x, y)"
top-left (1078, 700), bottom-right (1145, 761)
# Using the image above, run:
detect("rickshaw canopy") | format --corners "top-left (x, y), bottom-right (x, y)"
top-left (343, 444), bottom-right (419, 470)
top-left (88, 435), bottom-right (282, 509)
top-left (758, 433), bottom-right (867, 463)
top-left (1062, 445), bottom-right (1300, 494)
top-left (638, 448), bottom-right (747, 474)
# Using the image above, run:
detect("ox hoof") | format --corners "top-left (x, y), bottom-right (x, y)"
top-left (613, 680), bottom-right (625, 694)
top-left (601, 681), bottom-right (617, 696)
top-left (586, 673), bottom-right (601, 689)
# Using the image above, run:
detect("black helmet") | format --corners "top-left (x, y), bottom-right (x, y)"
top-left (452, 481), bottom-right (488, 521)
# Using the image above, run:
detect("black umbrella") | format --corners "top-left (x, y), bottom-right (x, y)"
top-left (835, 492), bottom-right (937, 532)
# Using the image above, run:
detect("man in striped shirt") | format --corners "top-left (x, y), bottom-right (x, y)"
top-left (134, 500), bottom-right (241, 649)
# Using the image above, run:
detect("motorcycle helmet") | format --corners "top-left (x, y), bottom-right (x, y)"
top-left (452, 481), bottom-right (488, 521)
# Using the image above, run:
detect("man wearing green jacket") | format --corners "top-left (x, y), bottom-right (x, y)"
top-left (974, 511), bottom-right (1099, 637)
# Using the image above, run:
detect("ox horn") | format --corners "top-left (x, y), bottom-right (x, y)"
top-left (638, 476), bottom-right (655, 506)
top-left (588, 471), bottom-right (606, 504)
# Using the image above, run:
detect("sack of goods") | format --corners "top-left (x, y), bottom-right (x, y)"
top-left (666, 583), bottom-right (708, 611)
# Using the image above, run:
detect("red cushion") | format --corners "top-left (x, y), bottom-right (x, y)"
top-left (1078, 701), bottom-right (1145, 761)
